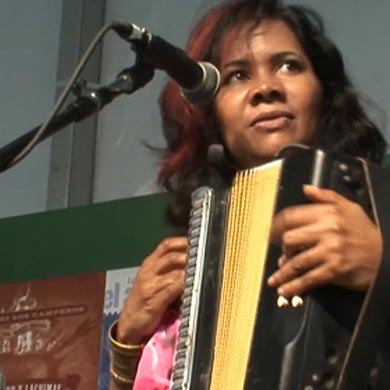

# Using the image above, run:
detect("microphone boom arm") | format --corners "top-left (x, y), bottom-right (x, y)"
top-left (0, 62), bottom-right (155, 173)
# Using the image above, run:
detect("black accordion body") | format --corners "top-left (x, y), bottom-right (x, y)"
top-left (171, 149), bottom-right (390, 390)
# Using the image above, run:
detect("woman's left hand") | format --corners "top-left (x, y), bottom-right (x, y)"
top-left (267, 184), bottom-right (383, 297)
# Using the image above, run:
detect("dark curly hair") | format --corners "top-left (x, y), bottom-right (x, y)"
top-left (157, 0), bottom-right (387, 227)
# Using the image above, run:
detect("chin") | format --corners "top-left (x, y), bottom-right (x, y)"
top-left (234, 144), bottom-right (294, 169)
top-left (238, 155), bottom-right (276, 169)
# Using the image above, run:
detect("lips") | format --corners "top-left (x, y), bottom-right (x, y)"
top-left (250, 111), bottom-right (294, 131)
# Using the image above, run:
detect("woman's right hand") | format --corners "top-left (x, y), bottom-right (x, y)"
top-left (116, 237), bottom-right (188, 345)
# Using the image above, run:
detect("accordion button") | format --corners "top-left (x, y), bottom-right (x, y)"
top-left (277, 296), bottom-right (289, 307)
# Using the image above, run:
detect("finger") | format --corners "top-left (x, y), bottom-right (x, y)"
top-left (134, 268), bottom-right (185, 309)
top-left (276, 264), bottom-right (334, 297)
top-left (272, 203), bottom-right (334, 243)
top-left (281, 224), bottom-right (323, 253)
top-left (155, 269), bottom-right (186, 304)
top-left (303, 184), bottom-right (348, 205)
top-left (268, 245), bottom-right (323, 288)
top-left (120, 269), bottom-right (185, 343)
top-left (273, 186), bottom-right (350, 244)
top-left (157, 251), bottom-right (188, 274)
top-left (278, 254), bottom-right (288, 268)
top-left (153, 237), bottom-right (188, 258)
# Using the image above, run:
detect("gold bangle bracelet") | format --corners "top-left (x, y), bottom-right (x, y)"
top-left (109, 319), bottom-right (142, 383)
top-left (108, 321), bottom-right (143, 355)
top-left (110, 350), bottom-right (140, 373)
top-left (110, 366), bottom-right (134, 386)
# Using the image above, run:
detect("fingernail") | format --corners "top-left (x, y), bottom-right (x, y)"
top-left (267, 276), bottom-right (275, 286)
top-left (277, 287), bottom-right (285, 296)
top-left (304, 184), bottom-right (317, 192)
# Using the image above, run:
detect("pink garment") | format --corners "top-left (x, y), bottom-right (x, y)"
top-left (132, 310), bottom-right (180, 390)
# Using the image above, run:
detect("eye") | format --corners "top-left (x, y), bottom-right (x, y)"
top-left (278, 59), bottom-right (304, 74)
top-left (222, 69), bottom-right (249, 85)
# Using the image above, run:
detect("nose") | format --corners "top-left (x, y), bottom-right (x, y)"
top-left (249, 75), bottom-right (285, 105)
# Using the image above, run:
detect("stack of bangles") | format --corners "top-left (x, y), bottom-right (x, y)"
top-left (109, 321), bottom-right (143, 388)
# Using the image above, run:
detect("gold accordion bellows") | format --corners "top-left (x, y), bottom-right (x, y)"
top-left (211, 162), bottom-right (281, 389)
top-left (171, 149), bottom-right (379, 390)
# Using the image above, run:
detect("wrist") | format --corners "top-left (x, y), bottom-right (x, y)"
top-left (117, 313), bottom-right (152, 345)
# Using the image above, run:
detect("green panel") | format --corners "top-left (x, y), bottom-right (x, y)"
top-left (0, 193), bottom-right (173, 284)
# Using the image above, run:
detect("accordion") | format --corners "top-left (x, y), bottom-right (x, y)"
top-left (171, 148), bottom-right (390, 390)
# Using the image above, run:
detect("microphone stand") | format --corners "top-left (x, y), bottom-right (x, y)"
top-left (0, 61), bottom-right (154, 173)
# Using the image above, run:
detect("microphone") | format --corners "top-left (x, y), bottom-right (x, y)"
top-left (112, 21), bottom-right (220, 103)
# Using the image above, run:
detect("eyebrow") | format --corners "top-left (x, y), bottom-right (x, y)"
top-left (220, 59), bottom-right (250, 71)
top-left (272, 51), bottom-right (303, 63)
top-left (220, 51), bottom-right (304, 71)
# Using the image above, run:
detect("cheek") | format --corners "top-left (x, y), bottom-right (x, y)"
top-left (214, 98), bottom-right (235, 144)
top-left (214, 88), bottom-right (247, 139)
top-left (293, 81), bottom-right (323, 130)
top-left (306, 79), bottom-right (323, 114)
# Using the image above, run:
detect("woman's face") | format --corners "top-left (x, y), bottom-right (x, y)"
top-left (215, 18), bottom-right (323, 168)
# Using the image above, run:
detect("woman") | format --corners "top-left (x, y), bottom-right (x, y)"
top-left (109, 0), bottom-right (387, 388)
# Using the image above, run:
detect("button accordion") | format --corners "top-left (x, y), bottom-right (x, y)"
top-left (171, 148), bottom-right (390, 390)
